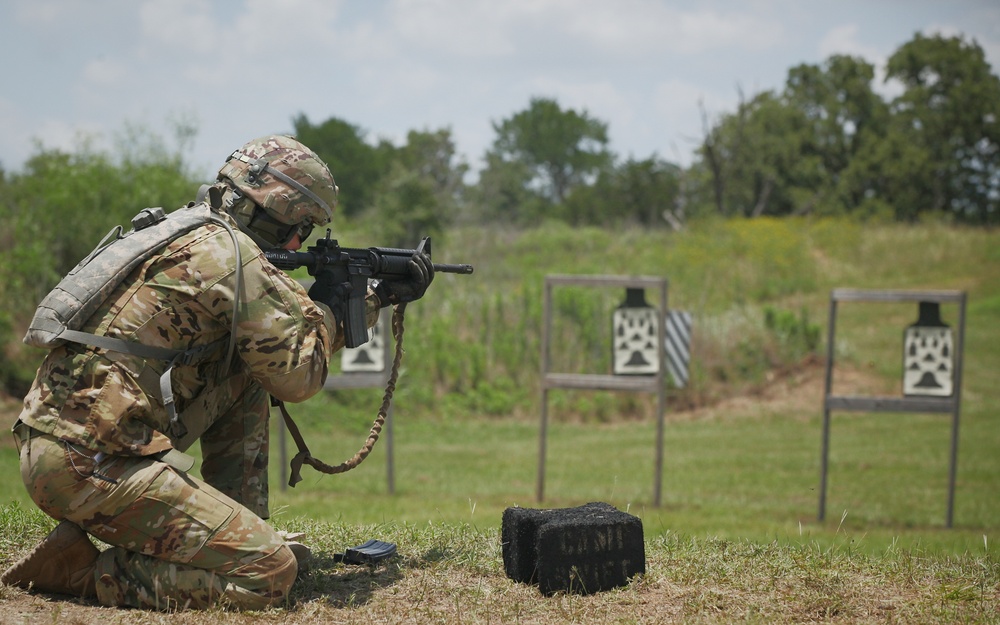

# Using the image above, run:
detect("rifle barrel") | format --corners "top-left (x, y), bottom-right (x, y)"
top-left (434, 263), bottom-right (474, 274)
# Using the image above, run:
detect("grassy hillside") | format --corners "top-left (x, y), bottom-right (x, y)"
top-left (0, 217), bottom-right (997, 621)
top-left (283, 217), bottom-right (999, 549)
top-left (330, 217), bottom-right (999, 417)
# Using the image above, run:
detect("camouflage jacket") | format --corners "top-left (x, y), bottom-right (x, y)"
top-left (18, 210), bottom-right (379, 457)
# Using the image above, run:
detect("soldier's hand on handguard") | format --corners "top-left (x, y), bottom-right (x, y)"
top-left (374, 252), bottom-right (435, 307)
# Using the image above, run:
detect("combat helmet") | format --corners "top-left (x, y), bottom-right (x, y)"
top-left (218, 135), bottom-right (338, 248)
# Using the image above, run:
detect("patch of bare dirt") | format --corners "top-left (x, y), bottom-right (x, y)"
top-left (676, 358), bottom-right (893, 423)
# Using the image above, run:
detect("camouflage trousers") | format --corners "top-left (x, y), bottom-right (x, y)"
top-left (13, 419), bottom-right (297, 610)
top-left (167, 367), bottom-right (273, 520)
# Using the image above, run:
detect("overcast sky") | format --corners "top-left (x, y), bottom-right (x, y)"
top-left (2, 0), bottom-right (998, 183)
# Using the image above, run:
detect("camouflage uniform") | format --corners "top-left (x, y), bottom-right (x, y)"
top-left (14, 208), bottom-right (379, 609)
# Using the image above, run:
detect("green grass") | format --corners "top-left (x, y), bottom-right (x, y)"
top-left (264, 395), bottom-right (997, 555)
top-left (4, 388), bottom-right (995, 558)
top-left (1, 218), bottom-right (998, 559)
top-left (1, 500), bottom-right (997, 624)
top-left (0, 218), bottom-right (998, 621)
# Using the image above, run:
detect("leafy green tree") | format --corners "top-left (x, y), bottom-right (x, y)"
top-left (785, 56), bottom-right (885, 175)
top-left (700, 90), bottom-right (816, 217)
top-left (472, 152), bottom-right (550, 225)
top-left (885, 34), bottom-right (1000, 223)
top-left (699, 55), bottom-right (896, 220)
top-left (369, 129), bottom-right (467, 246)
top-left (481, 97), bottom-right (613, 220)
top-left (369, 163), bottom-right (445, 248)
top-left (784, 55), bottom-right (891, 214)
top-left (291, 114), bottom-right (395, 218)
top-left (0, 127), bottom-right (196, 394)
top-left (395, 128), bottom-right (468, 220)
top-left (838, 120), bottom-right (932, 220)
top-left (3, 138), bottom-right (193, 297)
top-left (563, 156), bottom-right (682, 227)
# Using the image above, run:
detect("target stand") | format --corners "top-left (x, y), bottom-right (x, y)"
top-left (818, 289), bottom-right (967, 528)
top-left (537, 275), bottom-right (668, 506)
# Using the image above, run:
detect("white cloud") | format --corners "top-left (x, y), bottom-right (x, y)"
top-left (819, 24), bottom-right (886, 63)
top-left (82, 58), bottom-right (128, 87)
top-left (386, 0), bottom-right (782, 61)
top-left (14, 0), bottom-right (83, 23)
top-left (2, 0), bottom-right (998, 177)
top-left (138, 0), bottom-right (218, 54)
top-left (388, 0), bottom-right (517, 57)
top-left (667, 8), bottom-right (783, 54)
top-left (236, 0), bottom-right (347, 47)
top-left (565, 1), bottom-right (781, 54)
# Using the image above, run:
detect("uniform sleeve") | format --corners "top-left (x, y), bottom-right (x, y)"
top-left (229, 253), bottom-right (382, 402)
top-left (228, 253), bottom-right (335, 402)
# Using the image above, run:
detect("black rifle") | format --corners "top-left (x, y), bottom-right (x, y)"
top-left (264, 231), bottom-right (473, 348)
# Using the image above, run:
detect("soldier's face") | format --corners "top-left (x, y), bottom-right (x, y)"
top-left (284, 232), bottom-right (303, 251)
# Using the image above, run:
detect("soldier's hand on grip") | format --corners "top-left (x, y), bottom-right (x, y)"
top-left (308, 268), bottom-right (351, 323)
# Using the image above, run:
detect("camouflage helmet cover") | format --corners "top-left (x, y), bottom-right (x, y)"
top-left (218, 135), bottom-right (338, 228)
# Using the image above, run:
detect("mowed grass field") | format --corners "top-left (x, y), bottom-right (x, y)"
top-left (230, 367), bottom-right (1000, 556)
top-left (3, 357), bottom-right (994, 556)
top-left (1, 375), bottom-right (997, 623)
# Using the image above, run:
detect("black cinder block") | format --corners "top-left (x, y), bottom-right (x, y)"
top-left (501, 502), bottom-right (645, 595)
top-left (501, 506), bottom-right (548, 584)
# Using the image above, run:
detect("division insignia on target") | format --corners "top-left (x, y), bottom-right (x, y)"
top-left (903, 325), bottom-right (953, 397)
top-left (612, 305), bottom-right (659, 375)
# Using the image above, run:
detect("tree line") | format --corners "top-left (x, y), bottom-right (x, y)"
top-left (699, 34), bottom-right (1000, 223)
top-left (4, 33), bottom-right (998, 238)
top-left (297, 33), bottom-right (999, 229)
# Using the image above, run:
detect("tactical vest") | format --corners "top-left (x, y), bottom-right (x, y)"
top-left (24, 201), bottom-right (244, 438)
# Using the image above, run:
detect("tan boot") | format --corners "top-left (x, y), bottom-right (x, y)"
top-left (1, 520), bottom-right (99, 598)
top-left (277, 530), bottom-right (312, 573)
